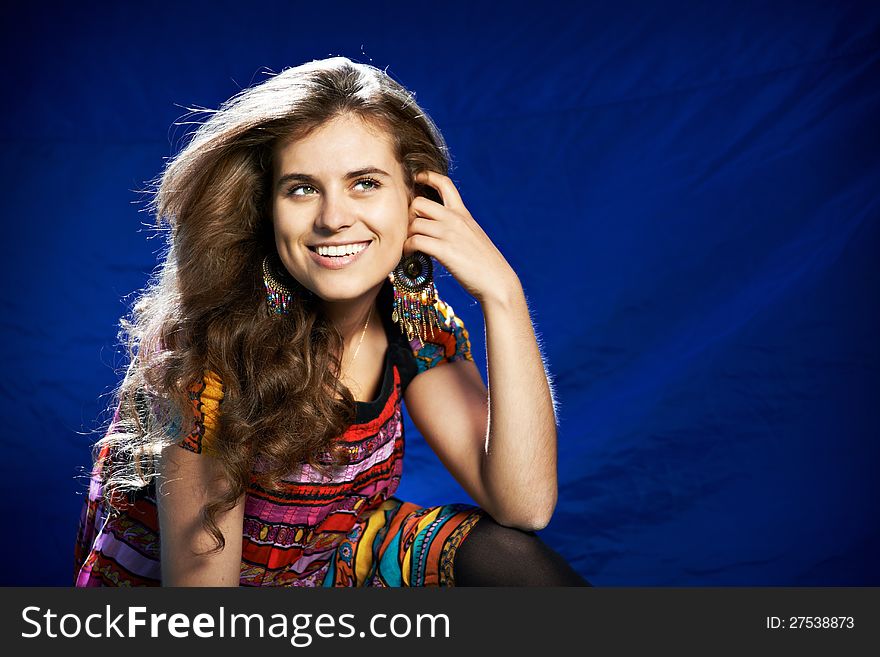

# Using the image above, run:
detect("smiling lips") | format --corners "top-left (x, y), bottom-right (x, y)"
top-left (307, 241), bottom-right (371, 269)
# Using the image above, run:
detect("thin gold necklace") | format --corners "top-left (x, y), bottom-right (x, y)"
top-left (344, 303), bottom-right (373, 370)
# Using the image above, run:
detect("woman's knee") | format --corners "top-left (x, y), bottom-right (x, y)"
top-left (454, 515), bottom-right (591, 586)
top-left (462, 517), bottom-right (544, 559)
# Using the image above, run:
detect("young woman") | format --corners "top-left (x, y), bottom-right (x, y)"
top-left (73, 57), bottom-right (589, 587)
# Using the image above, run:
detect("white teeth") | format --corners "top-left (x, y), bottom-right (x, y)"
top-left (315, 242), bottom-right (369, 257)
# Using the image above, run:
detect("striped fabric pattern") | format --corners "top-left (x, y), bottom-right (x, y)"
top-left (74, 288), bottom-right (485, 587)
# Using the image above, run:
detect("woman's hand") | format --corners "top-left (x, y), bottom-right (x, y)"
top-left (406, 171), bottom-right (519, 305)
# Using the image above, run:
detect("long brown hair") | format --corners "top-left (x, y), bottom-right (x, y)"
top-left (94, 57), bottom-right (450, 552)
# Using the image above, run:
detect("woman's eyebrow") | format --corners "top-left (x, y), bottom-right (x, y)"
top-left (276, 167), bottom-right (391, 189)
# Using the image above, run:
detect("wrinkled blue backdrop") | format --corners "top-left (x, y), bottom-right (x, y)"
top-left (1, 0), bottom-right (877, 585)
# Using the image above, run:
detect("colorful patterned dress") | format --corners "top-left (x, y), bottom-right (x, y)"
top-left (73, 280), bottom-right (487, 587)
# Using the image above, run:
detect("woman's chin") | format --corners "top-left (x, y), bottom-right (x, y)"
top-left (309, 281), bottom-right (379, 304)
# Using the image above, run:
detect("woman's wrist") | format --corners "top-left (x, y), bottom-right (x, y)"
top-left (476, 271), bottom-right (524, 310)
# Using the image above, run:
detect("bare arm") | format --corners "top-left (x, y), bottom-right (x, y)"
top-left (405, 279), bottom-right (558, 532)
top-left (479, 279), bottom-right (558, 529)
top-left (403, 170), bottom-right (558, 531)
top-left (156, 444), bottom-right (245, 586)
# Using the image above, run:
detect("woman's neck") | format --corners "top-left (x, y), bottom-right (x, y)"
top-left (319, 281), bottom-right (383, 345)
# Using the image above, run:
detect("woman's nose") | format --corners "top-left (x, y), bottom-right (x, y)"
top-left (314, 192), bottom-right (354, 232)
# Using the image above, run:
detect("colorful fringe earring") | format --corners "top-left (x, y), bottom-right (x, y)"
top-left (262, 255), bottom-right (293, 314)
top-left (388, 251), bottom-right (442, 343)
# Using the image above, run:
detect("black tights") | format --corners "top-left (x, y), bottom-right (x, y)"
top-left (452, 515), bottom-right (592, 586)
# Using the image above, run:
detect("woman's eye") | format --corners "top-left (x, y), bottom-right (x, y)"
top-left (288, 184), bottom-right (316, 196)
top-left (354, 178), bottom-right (380, 191)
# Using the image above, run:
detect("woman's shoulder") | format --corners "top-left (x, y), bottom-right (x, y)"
top-left (409, 298), bottom-right (473, 370)
top-left (177, 369), bottom-right (224, 455)
top-left (382, 292), bottom-right (474, 395)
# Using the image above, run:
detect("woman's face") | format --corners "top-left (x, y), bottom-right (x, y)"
top-left (271, 113), bottom-right (412, 303)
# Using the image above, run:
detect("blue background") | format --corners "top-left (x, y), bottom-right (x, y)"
top-left (1, 0), bottom-right (878, 586)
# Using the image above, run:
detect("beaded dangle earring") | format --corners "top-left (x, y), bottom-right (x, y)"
top-left (388, 251), bottom-right (442, 343)
top-left (262, 254), bottom-right (294, 314)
